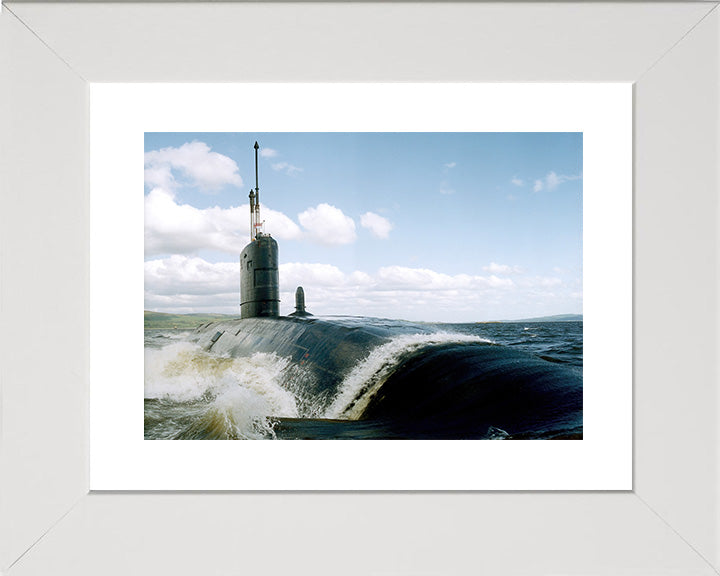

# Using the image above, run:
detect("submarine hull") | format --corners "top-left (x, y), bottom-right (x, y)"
top-left (190, 316), bottom-right (583, 439)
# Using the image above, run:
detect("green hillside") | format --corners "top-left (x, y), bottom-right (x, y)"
top-left (144, 311), bottom-right (234, 330)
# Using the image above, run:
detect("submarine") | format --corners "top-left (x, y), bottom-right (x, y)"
top-left (189, 142), bottom-right (583, 440)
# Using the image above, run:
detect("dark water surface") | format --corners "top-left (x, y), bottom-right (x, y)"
top-left (144, 320), bottom-right (582, 440)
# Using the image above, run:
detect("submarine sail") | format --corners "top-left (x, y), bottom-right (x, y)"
top-left (240, 235), bottom-right (279, 318)
top-left (239, 141), bottom-right (280, 319)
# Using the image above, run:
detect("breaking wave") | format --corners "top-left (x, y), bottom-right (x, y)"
top-left (324, 332), bottom-right (490, 419)
top-left (144, 342), bottom-right (299, 439)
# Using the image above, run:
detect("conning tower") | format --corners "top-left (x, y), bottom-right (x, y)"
top-left (240, 142), bottom-right (279, 319)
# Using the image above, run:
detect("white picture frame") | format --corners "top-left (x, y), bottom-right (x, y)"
top-left (1, 2), bottom-right (718, 574)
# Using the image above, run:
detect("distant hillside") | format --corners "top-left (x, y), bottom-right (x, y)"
top-left (144, 311), bottom-right (234, 330)
top-left (505, 314), bottom-right (583, 323)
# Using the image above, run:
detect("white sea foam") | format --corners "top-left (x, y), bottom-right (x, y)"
top-left (485, 426), bottom-right (510, 440)
top-left (144, 341), bottom-right (299, 438)
top-left (324, 332), bottom-right (489, 420)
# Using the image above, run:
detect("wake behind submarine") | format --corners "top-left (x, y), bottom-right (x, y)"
top-left (190, 142), bottom-right (582, 440)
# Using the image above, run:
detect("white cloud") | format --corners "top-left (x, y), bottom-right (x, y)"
top-left (278, 263), bottom-right (519, 317)
top-left (376, 266), bottom-right (514, 291)
top-left (260, 148), bottom-right (278, 158)
top-left (349, 270), bottom-right (374, 286)
top-left (144, 188), bottom-right (302, 257)
top-left (483, 262), bottom-right (522, 275)
top-left (144, 165), bottom-right (176, 190)
top-left (145, 257), bottom-right (578, 321)
top-left (145, 256), bottom-right (238, 296)
top-left (298, 203), bottom-right (357, 245)
top-left (280, 262), bottom-right (347, 288)
top-left (360, 212), bottom-right (393, 239)
top-left (272, 162), bottom-right (303, 176)
top-left (144, 293), bottom-right (240, 315)
top-left (144, 256), bottom-right (240, 314)
top-left (546, 172), bottom-right (561, 189)
top-left (511, 177), bottom-right (524, 187)
top-left (144, 141), bottom-right (243, 191)
top-left (533, 171), bottom-right (582, 193)
top-left (444, 161), bottom-right (457, 169)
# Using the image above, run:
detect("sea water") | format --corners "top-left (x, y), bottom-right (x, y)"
top-left (144, 321), bottom-right (582, 440)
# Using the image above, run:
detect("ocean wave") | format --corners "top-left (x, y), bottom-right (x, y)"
top-left (144, 342), bottom-right (299, 439)
top-left (324, 332), bottom-right (490, 419)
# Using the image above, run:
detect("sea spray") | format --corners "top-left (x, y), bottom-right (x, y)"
top-left (324, 332), bottom-right (490, 420)
top-left (144, 341), bottom-right (300, 439)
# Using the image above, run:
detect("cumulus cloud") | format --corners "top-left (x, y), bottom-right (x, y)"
top-left (533, 171), bottom-right (582, 193)
top-left (260, 148), bottom-right (278, 158)
top-left (511, 177), bottom-right (524, 187)
top-left (144, 188), bottom-right (302, 257)
top-left (298, 203), bottom-right (357, 245)
top-left (144, 165), bottom-right (176, 190)
top-left (377, 266), bottom-right (514, 291)
top-left (145, 256), bottom-right (576, 321)
top-left (360, 212), bottom-right (393, 239)
top-left (144, 256), bottom-right (240, 313)
top-left (144, 141), bottom-right (243, 192)
top-left (280, 262), bottom-right (348, 288)
top-left (145, 256), bottom-right (238, 296)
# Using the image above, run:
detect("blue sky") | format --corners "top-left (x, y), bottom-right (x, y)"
top-left (144, 132), bottom-right (582, 322)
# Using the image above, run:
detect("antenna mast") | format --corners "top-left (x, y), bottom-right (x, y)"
top-left (249, 141), bottom-right (262, 241)
top-left (254, 142), bottom-right (261, 239)
top-left (248, 189), bottom-right (255, 241)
